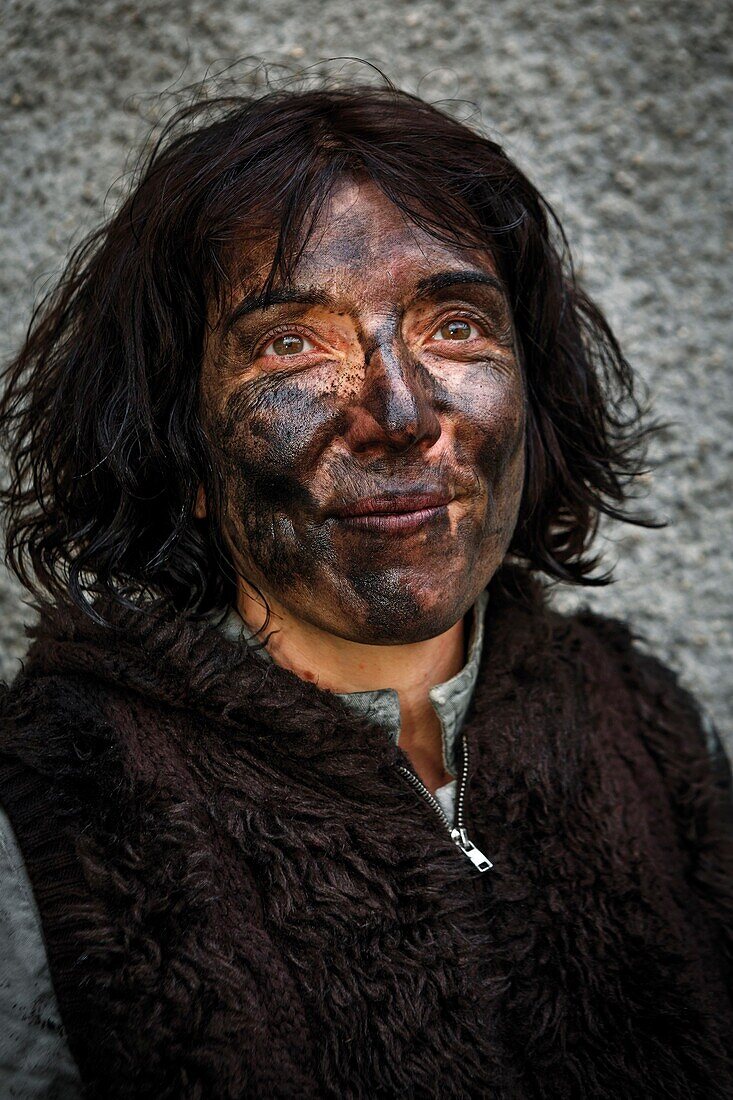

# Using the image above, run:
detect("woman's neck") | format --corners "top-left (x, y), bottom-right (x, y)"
top-left (235, 583), bottom-right (466, 791)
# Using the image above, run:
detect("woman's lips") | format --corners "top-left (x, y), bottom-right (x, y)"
top-left (332, 501), bottom-right (451, 534)
top-left (325, 497), bottom-right (451, 534)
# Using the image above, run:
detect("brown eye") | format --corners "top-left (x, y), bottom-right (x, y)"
top-left (269, 334), bottom-right (306, 356)
top-left (437, 318), bottom-right (477, 341)
top-left (261, 332), bottom-right (317, 358)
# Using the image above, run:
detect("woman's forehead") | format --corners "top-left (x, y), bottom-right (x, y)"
top-left (224, 178), bottom-right (502, 309)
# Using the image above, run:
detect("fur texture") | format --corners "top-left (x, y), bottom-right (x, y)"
top-left (0, 565), bottom-right (731, 1099)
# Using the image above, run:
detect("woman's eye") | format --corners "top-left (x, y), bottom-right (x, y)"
top-left (433, 318), bottom-right (482, 342)
top-left (262, 332), bottom-right (315, 357)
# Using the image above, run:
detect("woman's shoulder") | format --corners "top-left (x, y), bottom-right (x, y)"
top-left (0, 801), bottom-right (83, 1097)
top-left (556, 602), bottom-right (733, 827)
top-left (0, 657), bottom-right (122, 788)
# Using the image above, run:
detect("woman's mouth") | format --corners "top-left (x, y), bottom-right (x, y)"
top-left (329, 491), bottom-right (454, 534)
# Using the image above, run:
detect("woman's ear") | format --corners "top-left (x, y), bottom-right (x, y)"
top-left (194, 482), bottom-right (207, 520)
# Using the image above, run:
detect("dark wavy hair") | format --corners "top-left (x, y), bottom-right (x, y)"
top-left (0, 68), bottom-right (661, 626)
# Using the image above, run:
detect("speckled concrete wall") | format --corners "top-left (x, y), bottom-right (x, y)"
top-left (1, 0), bottom-right (731, 743)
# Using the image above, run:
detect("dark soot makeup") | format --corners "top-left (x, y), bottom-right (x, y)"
top-left (199, 179), bottom-right (526, 644)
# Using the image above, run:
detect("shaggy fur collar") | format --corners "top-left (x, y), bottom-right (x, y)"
top-left (1, 564), bottom-right (732, 1099)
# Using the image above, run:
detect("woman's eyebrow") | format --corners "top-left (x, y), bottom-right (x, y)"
top-left (222, 287), bottom-right (336, 335)
top-left (413, 269), bottom-right (507, 301)
top-left (222, 269), bottom-right (508, 336)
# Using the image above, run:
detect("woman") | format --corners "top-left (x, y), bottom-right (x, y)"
top-left (0, 78), bottom-right (731, 1098)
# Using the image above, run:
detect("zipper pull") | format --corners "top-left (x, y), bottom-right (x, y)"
top-left (450, 826), bottom-right (493, 872)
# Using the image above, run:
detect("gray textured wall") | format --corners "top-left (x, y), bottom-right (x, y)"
top-left (1, 0), bottom-right (731, 741)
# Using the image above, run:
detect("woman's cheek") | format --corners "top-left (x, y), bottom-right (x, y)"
top-left (436, 358), bottom-right (524, 461)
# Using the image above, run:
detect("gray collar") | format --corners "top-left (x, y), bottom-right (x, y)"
top-left (213, 589), bottom-right (488, 778)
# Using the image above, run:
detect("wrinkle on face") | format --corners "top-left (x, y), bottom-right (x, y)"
top-left (198, 177), bottom-right (526, 644)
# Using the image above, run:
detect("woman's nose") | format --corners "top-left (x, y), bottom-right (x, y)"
top-left (345, 341), bottom-right (442, 455)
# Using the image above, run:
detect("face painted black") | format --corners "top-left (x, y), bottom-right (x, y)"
top-left (198, 178), bottom-right (527, 644)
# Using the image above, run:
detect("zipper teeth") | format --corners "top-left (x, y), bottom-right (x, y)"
top-left (396, 763), bottom-right (453, 835)
top-left (395, 731), bottom-right (470, 838)
top-left (397, 734), bottom-right (494, 874)
top-left (457, 731), bottom-right (469, 829)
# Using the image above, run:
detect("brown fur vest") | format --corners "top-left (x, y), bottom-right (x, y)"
top-left (0, 565), bottom-right (732, 1099)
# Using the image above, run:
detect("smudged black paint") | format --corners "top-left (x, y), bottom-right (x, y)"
top-left (201, 180), bottom-right (527, 643)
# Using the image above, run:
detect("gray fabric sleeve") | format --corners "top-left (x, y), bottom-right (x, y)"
top-left (0, 803), bottom-right (84, 1099)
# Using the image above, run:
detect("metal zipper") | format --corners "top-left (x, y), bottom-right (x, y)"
top-left (396, 731), bottom-right (493, 873)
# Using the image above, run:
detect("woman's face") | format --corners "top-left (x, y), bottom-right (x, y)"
top-left (198, 178), bottom-right (526, 644)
